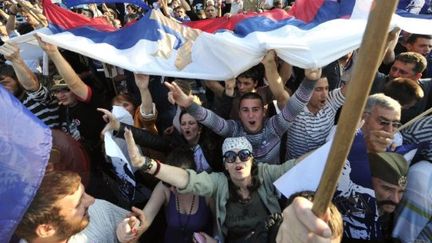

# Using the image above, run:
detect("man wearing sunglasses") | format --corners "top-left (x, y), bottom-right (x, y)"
top-left (330, 93), bottom-right (404, 242)
top-left (361, 93), bottom-right (402, 153)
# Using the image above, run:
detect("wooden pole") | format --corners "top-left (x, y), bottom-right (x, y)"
top-left (312, 0), bottom-right (399, 217)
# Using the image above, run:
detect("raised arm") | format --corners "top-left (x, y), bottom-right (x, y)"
top-left (6, 3), bottom-right (18, 36)
top-left (0, 42), bottom-right (39, 91)
top-left (179, 0), bottom-right (192, 11)
top-left (98, 108), bottom-right (171, 152)
top-left (381, 27), bottom-right (401, 65)
top-left (165, 81), bottom-right (237, 136)
top-left (134, 73), bottom-right (155, 116)
top-left (125, 127), bottom-right (190, 188)
top-left (159, 0), bottom-right (173, 18)
top-left (261, 50), bottom-right (290, 108)
top-left (203, 80), bottom-right (225, 97)
top-left (35, 35), bottom-right (90, 100)
top-left (270, 68), bottom-right (320, 134)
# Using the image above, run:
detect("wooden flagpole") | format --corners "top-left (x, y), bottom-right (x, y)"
top-left (312, 0), bottom-right (399, 217)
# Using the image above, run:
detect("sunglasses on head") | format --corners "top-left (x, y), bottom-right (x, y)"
top-left (223, 149), bottom-right (252, 163)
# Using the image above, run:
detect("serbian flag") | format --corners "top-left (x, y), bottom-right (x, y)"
top-left (0, 86), bottom-right (52, 242)
top-left (32, 0), bottom-right (432, 80)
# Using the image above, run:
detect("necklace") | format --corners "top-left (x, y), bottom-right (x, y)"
top-left (176, 194), bottom-right (196, 236)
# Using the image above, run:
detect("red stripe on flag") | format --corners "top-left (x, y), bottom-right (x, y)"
top-left (42, 0), bottom-right (116, 32)
top-left (185, 9), bottom-right (293, 33)
top-left (289, 0), bottom-right (326, 22)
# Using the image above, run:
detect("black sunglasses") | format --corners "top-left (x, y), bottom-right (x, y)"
top-left (223, 149), bottom-right (252, 163)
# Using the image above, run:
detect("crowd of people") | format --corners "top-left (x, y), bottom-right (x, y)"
top-left (0, 0), bottom-right (431, 243)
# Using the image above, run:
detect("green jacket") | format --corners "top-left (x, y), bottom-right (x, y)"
top-left (177, 159), bottom-right (296, 239)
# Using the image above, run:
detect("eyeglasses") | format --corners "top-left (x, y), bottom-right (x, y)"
top-left (378, 117), bottom-right (402, 128)
top-left (223, 149), bottom-right (252, 163)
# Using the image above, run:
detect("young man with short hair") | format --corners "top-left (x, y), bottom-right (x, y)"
top-left (15, 171), bottom-right (130, 243)
top-left (165, 53), bottom-right (320, 164)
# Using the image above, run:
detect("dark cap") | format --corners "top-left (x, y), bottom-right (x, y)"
top-left (368, 152), bottom-right (408, 188)
top-left (50, 75), bottom-right (68, 91)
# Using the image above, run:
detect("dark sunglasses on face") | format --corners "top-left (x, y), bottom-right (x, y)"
top-left (223, 149), bottom-right (252, 163)
top-left (378, 117), bottom-right (402, 128)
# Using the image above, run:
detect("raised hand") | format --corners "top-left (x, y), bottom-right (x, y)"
top-left (97, 108), bottom-right (121, 134)
top-left (124, 128), bottom-right (145, 168)
top-left (261, 50), bottom-right (277, 67)
top-left (134, 73), bottom-right (150, 91)
top-left (164, 81), bottom-right (194, 108)
top-left (304, 68), bottom-right (322, 81)
top-left (0, 42), bottom-right (22, 63)
top-left (34, 34), bottom-right (59, 55)
top-left (224, 78), bottom-right (236, 97)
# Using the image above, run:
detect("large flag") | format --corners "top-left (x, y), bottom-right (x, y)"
top-left (31, 0), bottom-right (432, 80)
top-left (0, 86), bottom-right (52, 242)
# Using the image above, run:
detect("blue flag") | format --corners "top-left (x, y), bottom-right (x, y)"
top-left (0, 86), bottom-right (52, 242)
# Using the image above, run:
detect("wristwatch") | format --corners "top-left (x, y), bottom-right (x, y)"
top-left (140, 156), bottom-right (153, 172)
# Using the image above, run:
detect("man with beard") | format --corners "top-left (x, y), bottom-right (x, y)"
top-left (14, 171), bottom-right (130, 242)
top-left (327, 94), bottom-right (406, 242)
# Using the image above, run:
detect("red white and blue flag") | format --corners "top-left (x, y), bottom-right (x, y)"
top-left (30, 0), bottom-right (432, 80)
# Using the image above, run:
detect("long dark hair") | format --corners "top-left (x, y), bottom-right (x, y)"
top-left (226, 159), bottom-right (261, 202)
top-left (179, 110), bottom-right (224, 172)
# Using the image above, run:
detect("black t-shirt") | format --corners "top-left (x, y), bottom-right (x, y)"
top-left (60, 87), bottom-right (107, 149)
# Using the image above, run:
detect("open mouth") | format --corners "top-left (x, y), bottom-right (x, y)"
top-left (248, 121), bottom-right (256, 126)
top-left (184, 130), bottom-right (191, 135)
top-left (235, 165), bottom-right (243, 171)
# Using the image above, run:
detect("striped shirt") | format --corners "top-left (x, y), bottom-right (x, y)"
top-left (21, 84), bottom-right (60, 128)
top-left (392, 161), bottom-right (432, 243)
top-left (285, 88), bottom-right (345, 160)
top-left (187, 79), bottom-right (316, 164)
top-left (401, 116), bottom-right (432, 161)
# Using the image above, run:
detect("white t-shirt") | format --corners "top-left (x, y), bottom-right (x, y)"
top-left (69, 199), bottom-right (129, 242)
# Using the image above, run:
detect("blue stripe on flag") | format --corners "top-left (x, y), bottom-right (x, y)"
top-left (0, 86), bottom-right (52, 242)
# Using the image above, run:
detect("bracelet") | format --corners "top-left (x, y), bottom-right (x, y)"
top-left (152, 160), bottom-right (161, 176)
top-left (139, 156), bottom-right (153, 172)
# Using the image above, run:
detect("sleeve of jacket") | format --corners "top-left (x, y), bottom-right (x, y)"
top-left (259, 158), bottom-right (296, 182)
top-left (177, 169), bottom-right (226, 198)
top-left (115, 123), bottom-right (172, 152)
